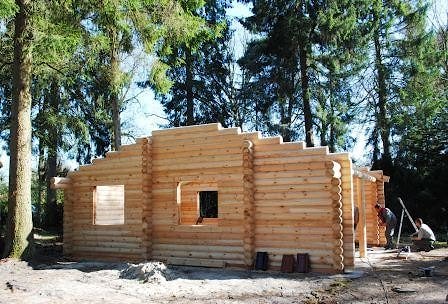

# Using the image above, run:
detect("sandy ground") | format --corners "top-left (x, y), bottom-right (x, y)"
top-left (0, 247), bottom-right (447, 304)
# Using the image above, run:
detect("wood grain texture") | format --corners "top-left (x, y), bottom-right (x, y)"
top-left (56, 124), bottom-right (388, 273)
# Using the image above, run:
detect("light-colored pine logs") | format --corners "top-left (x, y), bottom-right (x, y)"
top-left (329, 163), bottom-right (344, 272)
top-left (336, 157), bottom-right (355, 268)
top-left (352, 168), bottom-right (389, 247)
top-left (142, 137), bottom-right (152, 259)
top-left (167, 257), bottom-right (226, 268)
top-left (55, 124), bottom-right (388, 274)
top-left (242, 140), bottom-right (255, 268)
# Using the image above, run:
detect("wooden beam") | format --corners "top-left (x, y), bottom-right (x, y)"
top-left (166, 257), bottom-right (226, 268)
top-left (50, 177), bottom-right (72, 189)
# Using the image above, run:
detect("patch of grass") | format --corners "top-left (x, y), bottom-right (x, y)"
top-left (434, 241), bottom-right (448, 248)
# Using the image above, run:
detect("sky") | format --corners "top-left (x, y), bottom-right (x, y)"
top-left (0, 0), bottom-right (447, 179)
top-left (119, 0), bottom-right (371, 165)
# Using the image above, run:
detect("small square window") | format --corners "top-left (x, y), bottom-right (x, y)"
top-left (94, 185), bottom-right (124, 225)
top-left (177, 181), bottom-right (218, 225)
top-left (198, 191), bottom-right (218, 218)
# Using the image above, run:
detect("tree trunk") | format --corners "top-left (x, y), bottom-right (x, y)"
top-left (37, 140), bottom-right (45, 228)
top-left (109, 27), bottom-right (121, 150)
top-left (328, 73), bottom-right (336, 153)
top-left (373, 12), bottom-right (392, 173)
top-left (279, 100), bottom-right (292, 142)
top-left (3, 0), bottom-right (34, 259)
top-left (298, 41), bottom-right (314, 147)
top-left (45, 80), bottom-right (59, 230)
top-left (185, 48), bottom-right (194, 125)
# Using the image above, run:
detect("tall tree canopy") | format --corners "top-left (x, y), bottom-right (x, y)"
top-left (151, 0), bottom-right (237, 128)
top-left (239, 0), bottom-right (370, 145)
top-left (0, 0), bottom-right (210, 259)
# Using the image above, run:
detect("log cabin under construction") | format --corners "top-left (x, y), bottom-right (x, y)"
top-left (52, 123), bottom-right (389, 273)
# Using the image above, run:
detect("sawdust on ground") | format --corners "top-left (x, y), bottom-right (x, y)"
top-left (0, 247), bottom-right (447, 304)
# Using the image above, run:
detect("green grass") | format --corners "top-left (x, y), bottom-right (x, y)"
top-left (434, 241), bottom-right (448, 248)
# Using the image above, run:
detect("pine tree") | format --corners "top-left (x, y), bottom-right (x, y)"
top-left (2, 0), bottom-right (82, 258)
top-left (3, 0), bottom-right (34, 259)
top-left (363, 0), bottom-right (429, 174)
top-left (240, 0), bottom-right (369, 145)
top-left (153, 0), bottom-right (235, 128)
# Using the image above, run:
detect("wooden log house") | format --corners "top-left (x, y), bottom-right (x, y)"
top-left (52, 123), bottom-right (389, 273)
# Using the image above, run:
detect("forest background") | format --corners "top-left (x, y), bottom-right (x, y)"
top-left (0, 0), bottom-right (446, 259)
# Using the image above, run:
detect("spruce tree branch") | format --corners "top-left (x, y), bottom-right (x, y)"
top-left (0, 60), bottom-right (13, 70)
top-left (38, 62), bottom-right (67, 77)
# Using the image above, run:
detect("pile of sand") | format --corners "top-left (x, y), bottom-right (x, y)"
top-left (119, 261), bottom-right (177, 283)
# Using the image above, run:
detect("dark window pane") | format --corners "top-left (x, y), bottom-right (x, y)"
top-left (199, 191), bottom-right (218, 218)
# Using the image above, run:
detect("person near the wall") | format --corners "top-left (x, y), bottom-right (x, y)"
top-left (374, 203), bottom-right (397, 250)
top-left (411, 218), bottom-right (436, 252)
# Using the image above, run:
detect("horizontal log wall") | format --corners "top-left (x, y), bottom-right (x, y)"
top-left (150, 124), bottom-right (248, 267)
top-left (252, 137), bottom-right (348, 273)
top-left (374, 171), bottom-right (387, 246)
top-left (61, 123), bottom-right (381, 273)
top-left (64, 142), bottom-right (146, 261)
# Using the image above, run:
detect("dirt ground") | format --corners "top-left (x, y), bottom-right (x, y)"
top-left (0, 245), bottom-right (447, 304)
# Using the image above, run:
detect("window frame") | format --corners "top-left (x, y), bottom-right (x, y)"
top-left (93, 185), bottom-right (125, 225)
top-left (176, 180), bottom-right (219, 226)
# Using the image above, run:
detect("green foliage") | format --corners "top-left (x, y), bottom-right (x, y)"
top-left (0, 178), bottom-right (7, 209)
top-left (0, 0), bottom-right (17, 18)
top-left (153, 0), bottom-right (236, 127)
top-left (150, 60), bottom-right (173, 94)
top-left (129, 0), bottom-right (210, 92)
top-left (240, 0), bottom-right (369, 145)
top-left (388, 20), bottom-right (448, 230)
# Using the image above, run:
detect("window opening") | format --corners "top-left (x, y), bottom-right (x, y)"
top-left (198, 191), bottom-right (218, 219)
top-left (94, 185), bottom-right (124, 225)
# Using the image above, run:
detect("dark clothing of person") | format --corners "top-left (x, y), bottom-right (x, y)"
top-left (377, 207), bottom-right (397, 249)
top-left (412, 239), bottom-right (435, 252)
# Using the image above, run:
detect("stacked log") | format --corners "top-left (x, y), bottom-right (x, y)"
top-left (331, 154), bottom-right (354, 268)
top-left (53, 123), bottom-right (388, 273)
top-left (61, 142), bottom-right (146, 261)
top-left (329, 161), bottom-right (343, 271)
top-left (372, 171), bottom-right (387, 245)
top-left (252, 139), bottom-right (348, 273)
top-left (242, 140), bottom-right (255, 268)
top-left (141, 137), bottom-right (152, 259)
top-left (352, 170), bottom-right (388, 246)
top-left (150, 124), bottom-right (246, 267)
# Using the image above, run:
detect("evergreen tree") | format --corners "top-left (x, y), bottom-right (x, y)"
top-left (313, 0), bottom-right (370, 152)
top-left (4, 0), bottom-right (35, 259)
top-left (1, 0), bottom-right (82, 258)
top-left (153, 0), bottom-right (236, 128)
top-left (363, 0), bottom-right (429, 174)
top-left (76, 0), bottom-right (209, 148)
top-left (390, 7), bottom-right (448, 227)
top-left (240, 0), bottom-right (369, 145)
